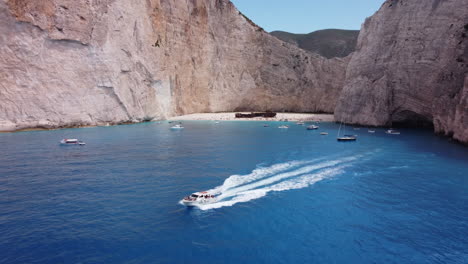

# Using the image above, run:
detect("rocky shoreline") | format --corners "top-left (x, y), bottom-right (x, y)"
top-left (0, 113), bottom-right (334, 133)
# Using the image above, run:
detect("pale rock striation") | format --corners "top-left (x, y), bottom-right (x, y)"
top-left (0, 0), bottom-right (348, 131)
top-left (335, 0), bottom-right (468, 143)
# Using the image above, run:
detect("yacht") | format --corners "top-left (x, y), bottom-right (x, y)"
top-left (296, 121), bottom-right (305, 125)
top-left (307, 125), bottom-right (319, 130)
top-left (181, 191), bottom-right (217, 206)
top-left (337, 122), bottom-right (357, 142)
top-left (368, 129), bottom-right (376, 133)
top-left (386, 129), bottom-right (400, 135)
top-left (278, 125), bottom-right (289, 129)
top-left (337, 135), bottom-right (357, 142)
top-left (60, 139), bottom-right (86, 145)
top-left (171, 124), bottom-right (184, 129)
top-left (320, 132), bottom-right (328, 135)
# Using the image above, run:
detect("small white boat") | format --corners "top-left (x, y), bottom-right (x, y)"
top-left (320, 132), bottom-right (328, 135)
top-left (60, 139), bottom-right (86, 145)
top-left (296, 122), bottom-right (305, 125)
top-left (278, 125), bottom-right (289, 129)
top-left (171, 124), bottom-right (184, 129)
top-left (386, 129), bottom-right (400, 135)
top-left (181, 191), bottom-right (217, 206)
top-left (368, 130), bottom-right (376, 133)
top-left (307, 125), bottom-right (319, 130)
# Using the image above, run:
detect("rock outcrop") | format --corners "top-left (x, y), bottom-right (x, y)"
top-left (0, 0), bottom-right (348, 131)
top-left (335, 0), bottom-right (468, 143)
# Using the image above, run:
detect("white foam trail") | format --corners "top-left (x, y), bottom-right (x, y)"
top-left (198, 166), bottom-right (345, 210)
top-left (190, 152), bottom-right (374, 210)
top-left (194, 154), bottom-right (364, 210)
top-left (207, 159), bottom-right (323, 195)
top-left (217, 155), bottom-right (359, 200)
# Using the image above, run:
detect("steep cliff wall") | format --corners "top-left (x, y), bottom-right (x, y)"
top-left (335, 0), bottom-right (468, 143)
top-left (0, 0), bottom-right (348, 131)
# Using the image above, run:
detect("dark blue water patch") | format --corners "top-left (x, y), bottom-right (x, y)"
top-left (0, 121), bottom-right (467, 264)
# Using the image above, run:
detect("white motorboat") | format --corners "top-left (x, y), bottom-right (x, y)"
top-left (307, 125), bottom-right (319, 130)
top-left (181, 191), bottom-right (217, 206)
top-left (320, 132), bottom-right (328, 135)
top-left (368, 130), bottom-right (376, 133)
top-left (278, 125), bottom-right (289, 129)
top-left (171, 124), bottom-right (184, 129)
top-left (296, 122), bottom-right (305, 125)
top-left (60, 139), bottom-right (86, 145)
top-left (386, 129), bottom-right (400, 135)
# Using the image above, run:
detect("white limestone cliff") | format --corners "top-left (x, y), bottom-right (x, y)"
top-left (0, 0), bottom-right (348, 131)
top-left (335, 0), bottom-right (468, 143)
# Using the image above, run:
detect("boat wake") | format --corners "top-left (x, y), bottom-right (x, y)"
top-left (194, 154), bottom-right (366, 210)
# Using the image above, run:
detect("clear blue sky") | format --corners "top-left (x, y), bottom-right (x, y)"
top-left (230, 0), bottom-right (385, 33)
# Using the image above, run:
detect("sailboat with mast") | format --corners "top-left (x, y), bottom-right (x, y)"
top-left (337, 121), bottom-right (357, 142)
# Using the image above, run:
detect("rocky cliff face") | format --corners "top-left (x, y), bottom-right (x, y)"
top-left (335, 0), bottom-right (468, 143)
top-left (0, 0), bottom-right (348, 131)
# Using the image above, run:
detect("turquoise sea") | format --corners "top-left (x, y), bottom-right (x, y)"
top-left (0, 121), bottom-right (467, 263)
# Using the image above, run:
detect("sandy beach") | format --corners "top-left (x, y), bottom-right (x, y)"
top-left (168, 112), bottom-right (335, 122)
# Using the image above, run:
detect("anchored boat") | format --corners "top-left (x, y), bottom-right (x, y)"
top-left (307, 125), bottom-right (319, 130)
top-left (385, 129), bottom-right (400, 135)
top-left (337, 135), bottom-right (357, 142)
top-left (60, 139), bottom-right (86, 145)
top-left (337, 123), bottom-right (357, 142)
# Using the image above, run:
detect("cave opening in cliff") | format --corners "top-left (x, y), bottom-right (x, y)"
top-left (391, 110), bottom-right (434, 129)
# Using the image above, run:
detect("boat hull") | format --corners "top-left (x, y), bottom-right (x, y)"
top-left (337, 137), bottom-right (357, 142)
top-left (181, 200), bottom-right (198, 207)
top-left (181, 199), bottom-right (217, 207)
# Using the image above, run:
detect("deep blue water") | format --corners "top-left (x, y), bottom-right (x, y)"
top-left (0, 121), bottom-right (467, 264)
